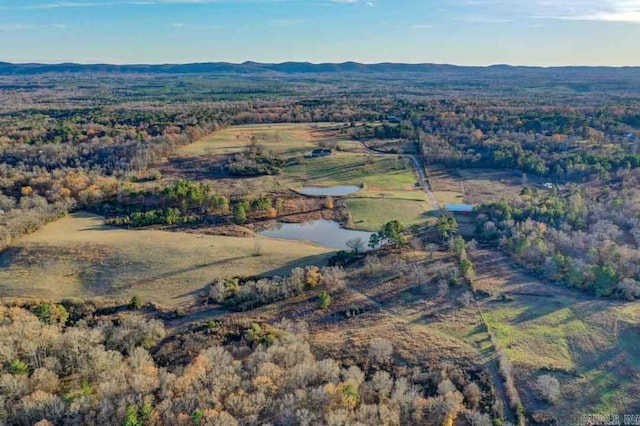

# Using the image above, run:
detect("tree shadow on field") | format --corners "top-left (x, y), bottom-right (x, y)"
top-left (504, 297), bottom-right (568, 325)
top-left (79, 255), bottom-right (251, 296)
top-left (256, 253), bottom-right (334, 278)
top-left (130, 255), bottom-right (251, 290)
top-left (172, 252), bottom-right (333, 302)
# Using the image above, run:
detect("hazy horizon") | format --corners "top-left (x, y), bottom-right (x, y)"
top-left (3, 60), bottom-right (640, 68)
top-left (1, 0), bottom-right (639, 66)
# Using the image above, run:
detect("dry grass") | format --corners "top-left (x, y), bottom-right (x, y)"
top-left (216, 249), bottom-right (487, 370)
top-left (177, 123), bottom-right (348, 157)
top-left (0, 212), bottom-right (330, 307)
top-left (429, 166), bottom-right (535, 205)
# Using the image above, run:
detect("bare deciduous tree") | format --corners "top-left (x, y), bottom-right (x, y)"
top-left (367, 338), bottom-right (394, 367)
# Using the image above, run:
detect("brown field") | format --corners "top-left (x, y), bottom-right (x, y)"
top-left (429, 166), bottom-right (546, 205)
top-left (176, 248), bottom-right (516, 421)
top-left (177, 122), bottom-right (349, 158)
top-left (159, 240), bottom-right (640, 422)
top-left (0, 212), bottom-right (331, 307)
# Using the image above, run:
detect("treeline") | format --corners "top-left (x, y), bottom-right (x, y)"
top-left (207, 265), bottom-right (345, 311)
top-left (0, 306), bottom-right (497, 425)
top-left (417, 104), bottom-right (640, 182)
top-left (104, 179), bottom-right (281, 228)
top-left (476, 181), bottom-right (640, 299)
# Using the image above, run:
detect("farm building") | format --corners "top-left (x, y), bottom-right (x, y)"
top-left (307, 148), bottom-right (332, 158)
top-left (444, 204), bottom-right (475, 215)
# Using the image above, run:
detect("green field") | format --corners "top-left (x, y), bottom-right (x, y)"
top-left (344, 198), bottom-right (430, 231)
top-left (285, 154), bottom-right (432, 230)
top-left (466, 250), bottom-right (640, 420)
top-left (0, 213), bottom-right (330, 307)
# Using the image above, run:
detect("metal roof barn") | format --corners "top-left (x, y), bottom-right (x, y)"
top-left (444, 204), bottom-right (475, 213)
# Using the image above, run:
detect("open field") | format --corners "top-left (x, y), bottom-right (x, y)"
top-left (468, 250), bottom-right (640, 421)
top-left (285, 154), bottom-right (431, 230)
top-left (0, 212), bottom-right (330, 307)
top-left (177, 123), bottom-right (349, 157)
top-left (429, 166), bottom-right (544, 206)
top-left (344, 198), bottom-right (430, 231)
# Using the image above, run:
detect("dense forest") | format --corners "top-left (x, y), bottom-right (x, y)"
top-left (0, 305), bottom-right (495, 426)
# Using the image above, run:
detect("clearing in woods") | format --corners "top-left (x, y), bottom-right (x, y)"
top-left (175, 123), bottom-right (432, 230)
top-left (0, 212), bottom-right (330, 307)
top-left (177, 123), bottom-right (345, 157)
top-left (429, 165), bottom-right (547, 206)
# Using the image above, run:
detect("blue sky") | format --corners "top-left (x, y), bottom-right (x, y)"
top-left (1, 0), bottom-right (639, 65)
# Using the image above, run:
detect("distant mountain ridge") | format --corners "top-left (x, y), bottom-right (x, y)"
top-left (0, 61), bottom-right (638, 76)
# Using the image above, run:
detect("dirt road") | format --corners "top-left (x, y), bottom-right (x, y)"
top-left (358, 142), bottom-right (440, 211)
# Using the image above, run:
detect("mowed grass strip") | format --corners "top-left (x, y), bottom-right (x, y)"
top-left (0, 212), bottom-right (331, 307)
top-left (286, 154), bottom-right (432, 229)
top-left (286, 155), bottom-right (417, 190)
top-left (344, 198), bottom-right (431, 231)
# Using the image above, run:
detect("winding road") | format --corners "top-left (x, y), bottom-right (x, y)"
top-left (357, 141), bottom-right (441, 212)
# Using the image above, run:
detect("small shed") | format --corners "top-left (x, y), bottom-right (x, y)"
top-left (308, 148), bottom-right (332, 158)
top-left (444, 204), bottom-right (475, 215)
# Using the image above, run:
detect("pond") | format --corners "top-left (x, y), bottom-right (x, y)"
top-left (258, 219), bottom-right (374, 250)
top-left (299, 185), bottom-right (361, 196)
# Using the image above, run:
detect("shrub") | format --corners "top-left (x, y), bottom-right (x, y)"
top-left (368, 338), bottom-right (394, 366)
top-left (536, 374), bottom-right (561, 404)
top-left (328, 250), bottom-right (358, 267)
top-left (459, 258), bottom-right (475, 280)
top-left (33, 303), bottom-right (69, 325)
top-left (245, 323), bottom-right (277, 346)
top-left (318, 291), bottom-right (332, 309)
top-left (10, 359), bottom-right (29, 375)
top-left (129, 295), bottom-right (143, 310)
top-left (233, 203), bottom-right (247, 224)
top-left (324, 196), bottom-right (335, 209)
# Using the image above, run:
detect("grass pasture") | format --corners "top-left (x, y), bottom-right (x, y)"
top-left (0, 212), bottom-right (330, 307)
top-left (344, 198), bottom-right (430, 231)
top-left (285, 154), bottom-right (418, 191)
top-left (285, 154), bottom-right (431, 230)
top-left (177, 123), bottom-right (348, 158)
top-left (469, 249), bottom-right (640, 420)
